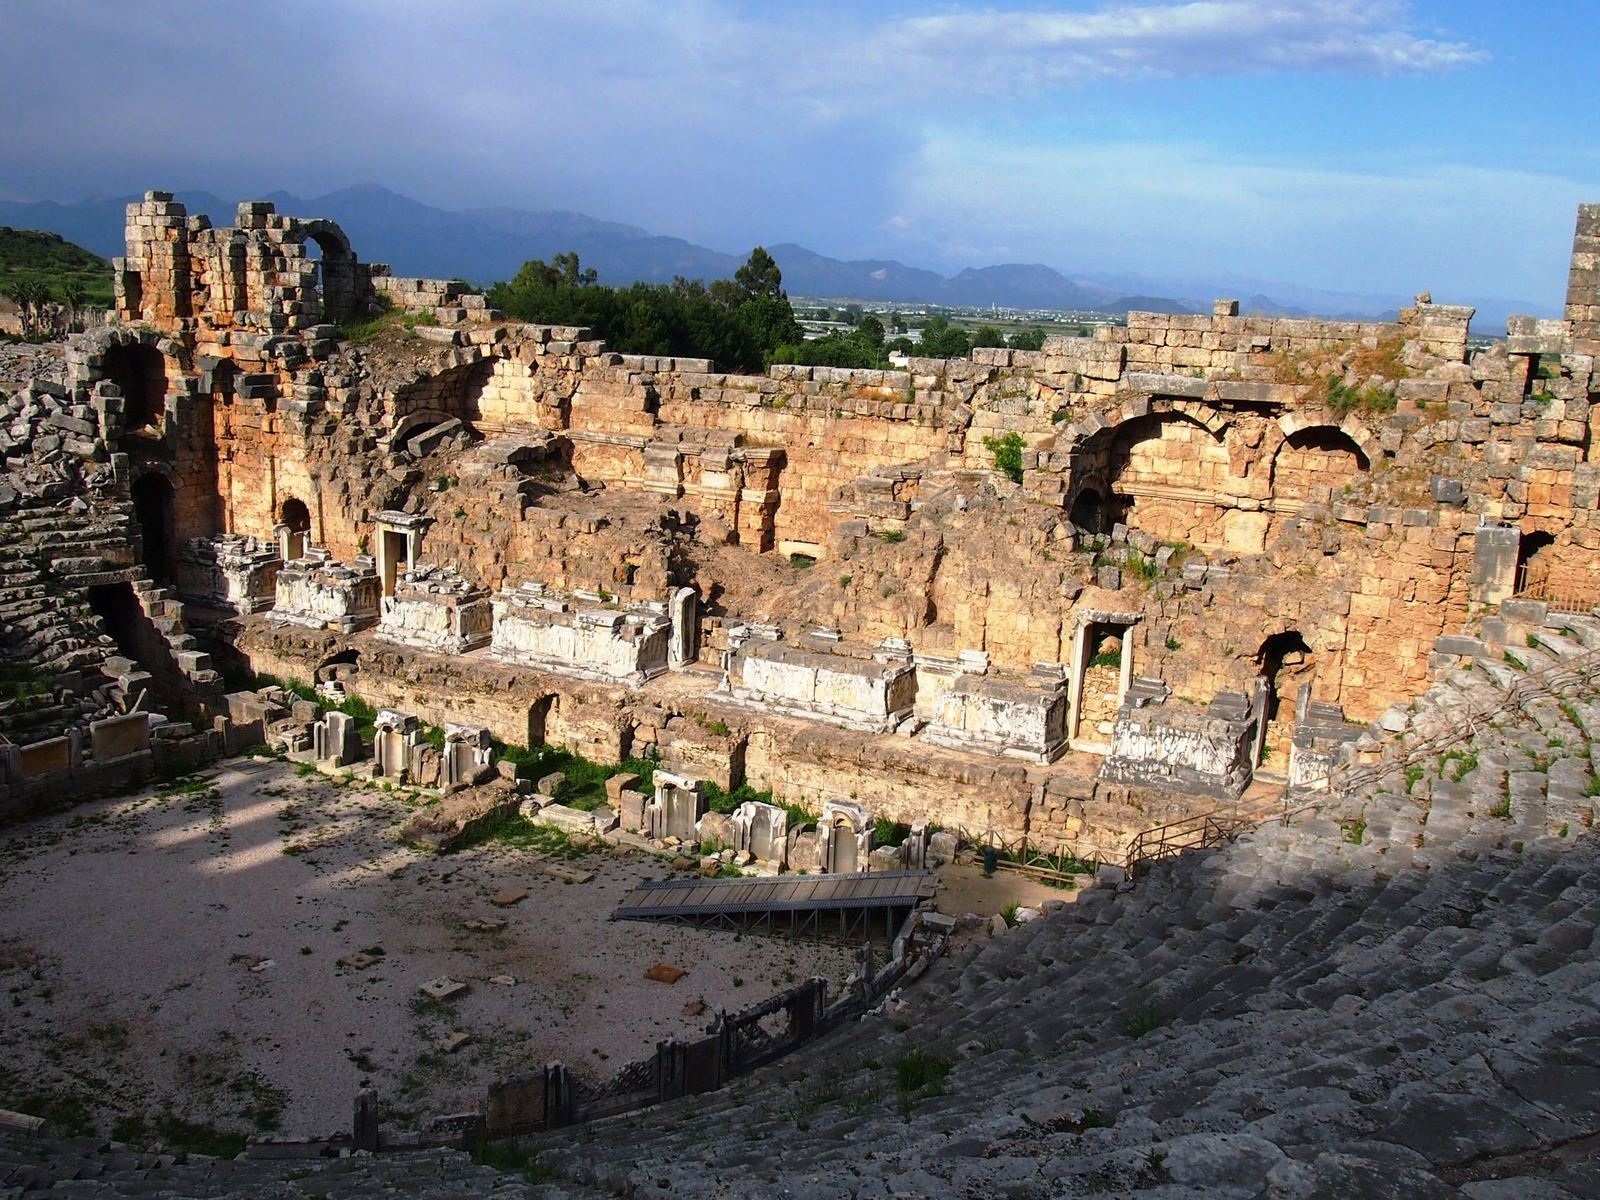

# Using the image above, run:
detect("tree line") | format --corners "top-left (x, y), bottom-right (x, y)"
top-left (486, 249), bottom-right (1048, 373)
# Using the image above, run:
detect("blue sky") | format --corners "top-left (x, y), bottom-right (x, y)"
top-left (1, 0), bottom-right (1596, 307)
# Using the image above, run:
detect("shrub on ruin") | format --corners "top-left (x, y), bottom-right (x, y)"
top-left (982, 432), bottom-right (1026, 483)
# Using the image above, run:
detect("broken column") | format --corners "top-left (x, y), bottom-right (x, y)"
top-left (730, 799), bottom-right (788, 868)
top-left (646, 771), bottom-right (706, 841)
top-left (668, 586), bottom-right (700, 668)
top-left (373, 710), bottom-right (422, 783)
top-left (817, 799), bottom-right (874, 874)
top-left (442, 723), bottom-right (494, 789)
top-left (313, 710), bottom-right (363, 768)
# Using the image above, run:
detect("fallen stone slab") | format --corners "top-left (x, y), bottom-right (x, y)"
top-left (535, 803), bottom-right (600, 834)
top-left (539, 863), bottom-right (594, 884)
top-left (418, 977), bottom-right (469, 1002)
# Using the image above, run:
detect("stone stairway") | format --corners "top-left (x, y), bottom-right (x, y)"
top-left (0, 1132), bottom-right (545, 1199)
top-left (126, 574), bottom-right (225, 702)
top-left (0, 494), bottom-right (134, 743)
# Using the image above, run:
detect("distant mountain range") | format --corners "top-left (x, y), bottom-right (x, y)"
top-left (0, 183), bottom-right (1547, 327)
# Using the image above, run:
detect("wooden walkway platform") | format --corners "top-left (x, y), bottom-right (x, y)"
top-left (613, 870), bottom-right (936, 944)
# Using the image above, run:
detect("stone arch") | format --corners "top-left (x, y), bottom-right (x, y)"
top-left (1255, 630), bottom-right (1314, 769)
top-left (391, 356), bottom-right (494, 430)
top-left (1269, 423), bottom-right (1371, 506)
top-left (1068, 486), bottom-right (1106, 535)
top-left (132, 470), bottom-right (177, 582)
top-left (1099, 409), bottom-right (1233, 545)
top-left (277, 496), bottom-right (312, 560)
top-left (1277, 412), bottom-right (1380, 465)
top-left (294, 218), bottom-right (360, 322)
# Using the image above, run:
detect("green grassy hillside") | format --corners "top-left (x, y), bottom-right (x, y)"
top-left (0, 227), bottom-right (114, 308)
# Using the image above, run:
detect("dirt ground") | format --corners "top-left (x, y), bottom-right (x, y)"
top-left (0, 758), bottom-right (855, 1141)
top-left (930, 860), bottom-right (1085, 918)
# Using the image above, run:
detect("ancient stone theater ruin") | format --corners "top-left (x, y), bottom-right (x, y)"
top-left (2, 195), bottom-right (1600, 1196)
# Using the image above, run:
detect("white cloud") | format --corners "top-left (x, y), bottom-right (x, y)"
top-left (868, 1), bottom-right (1487, 92)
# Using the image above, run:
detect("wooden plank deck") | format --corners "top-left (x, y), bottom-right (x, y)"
top-left (613, 870), bottom-right (934, 920)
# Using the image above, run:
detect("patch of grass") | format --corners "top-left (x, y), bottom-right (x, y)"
top-left (151, 1114), bottom-right (248, 1157)
top-left (1322, 375), bottom-right (1397, 417)
top-left (472, 1136), bottom-right (556, 1185)
top-left (1122, 550), bottom-right (1160, 585)
top-left (1441, 748), bottom-right (1478, 783)
top-left (1123, 1001), bottom-right (1163, 1039)
top-left (792, 1070), bottom-right (845, 1123)
top-left (874, 816), bottom-right (910, 847)
top-left (703, 779), bottom-right (776, 816)
top-left (157, 775), bottom-right (218, 799)
top-left (891, 1048), bottom-right (953, 1115)
top-left (452, 811), bottom-right (594, 858)
top-left (4, 1089), bottom-right (93, 1135)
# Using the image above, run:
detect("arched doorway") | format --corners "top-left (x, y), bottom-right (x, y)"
top-left (1069, 487), bottom-right (1105, 535)
top-left (278, 497), bottom-right (311, 561)
top-left (103, 343), bottom-right (168, 433)
top-left (528, 695), bottom-right (557, 748)
top-left (132, 473), bottom-right (177, 582)
top-left (87, 582), bottom-right (144, 660)
top-left (1103, 411), bottom-right (1234, 548)
top-left (1516, 530), bottom-right (1557, 597)
top-left (1256, 631), bottom-right (1313, 770)
top-left (315, 648), bottom-right (361, 697)
top-left (301, 223), bottom-right (359, 323)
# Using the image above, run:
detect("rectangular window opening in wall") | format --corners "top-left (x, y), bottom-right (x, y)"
top-left (1069, 617), bottom-right (1136, 753)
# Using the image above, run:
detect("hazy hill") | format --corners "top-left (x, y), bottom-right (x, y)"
top-left (0, 183), bottom-right (1546, 326)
